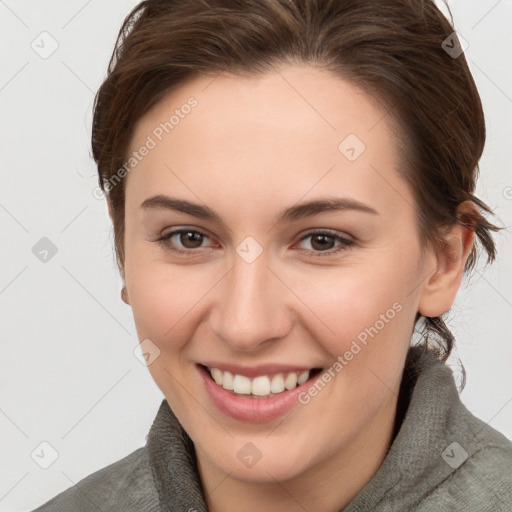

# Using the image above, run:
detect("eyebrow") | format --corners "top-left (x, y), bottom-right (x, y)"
top-left (140, 194), bottom-right (379, 225)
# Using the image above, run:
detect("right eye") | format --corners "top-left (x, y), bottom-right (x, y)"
top-left (154, 228), bottom-right (215, 254)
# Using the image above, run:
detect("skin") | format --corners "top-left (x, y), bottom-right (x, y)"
top-left (112, 63), bottom-right (474, 512)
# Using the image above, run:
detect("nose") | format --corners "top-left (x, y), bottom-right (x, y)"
top-left (209, 249), bottom-right (292, 352)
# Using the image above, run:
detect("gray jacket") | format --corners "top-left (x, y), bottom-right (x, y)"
top-left (31, 347), bottom-right (512, 511)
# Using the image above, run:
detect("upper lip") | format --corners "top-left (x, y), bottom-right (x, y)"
top-left (198, 361), bottom-right (321, 378)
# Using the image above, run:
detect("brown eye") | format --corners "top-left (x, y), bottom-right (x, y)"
top-left (296, 230), bottom-right (355, 257)
top-left (179, 231), bottom-right (204, 249)
top-left (310, 233), bottom-right (335, 251)
top-left (155, 228), bottom-right (213, 254)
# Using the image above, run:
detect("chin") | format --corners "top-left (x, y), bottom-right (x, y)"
top-left (225, 453), bottom-right (314, 484)
top-left (199, 430), bottom-right (323, 484)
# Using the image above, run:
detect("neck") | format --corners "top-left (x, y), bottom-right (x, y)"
top-left (196, 393), bottom-right (399, 512)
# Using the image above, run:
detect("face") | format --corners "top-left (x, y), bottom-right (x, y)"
top-left (122, 64), bottom-right (436, 483)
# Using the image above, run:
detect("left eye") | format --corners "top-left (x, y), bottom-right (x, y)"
top-left (296, 231), bottom-right (354, 254)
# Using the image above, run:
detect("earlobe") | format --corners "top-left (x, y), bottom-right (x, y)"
top-left (418, 205), bottom-right (476, 318)
top-left (121, 285), bottom-right (130, 305)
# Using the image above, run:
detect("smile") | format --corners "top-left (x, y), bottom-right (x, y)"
top-left (206, 366), bottom-right (322, 397)
top-left (198, 363), bottom-right (324, 423)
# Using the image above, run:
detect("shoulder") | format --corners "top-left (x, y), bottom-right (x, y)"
top-left (416, 444), bottom-right (512, 512)
top-left (403, 350), bottom-right (512, 511)
top-left (31, 446), bottom-right (161, 512)
top-left (419, 408), bottom-right (512, 511)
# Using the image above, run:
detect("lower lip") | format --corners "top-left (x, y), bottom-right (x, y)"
top-left (198, 365), bottom-right (317, 423)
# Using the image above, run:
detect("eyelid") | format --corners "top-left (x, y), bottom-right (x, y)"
top-left (155, 227), bottom-right (215, 253)
top-left (159, 226), bottom-right (211, 240)
top-left (297, 228), bottom-right (353, 243)
top-left (294, 229), bottom-right (355, 256)
top-left (154, 226), bottom-right (355, 256)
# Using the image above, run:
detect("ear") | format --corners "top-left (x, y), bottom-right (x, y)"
top-left (106, 195), bottom-right (130, 305)
top-left (121, 285), bottom-right (130, 305)
top-left (418, 201), bottom-right (476, 317)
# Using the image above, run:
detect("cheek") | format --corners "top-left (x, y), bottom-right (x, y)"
top-left (128, 265), bottom-right (211, 342)
top-left (124, 240), bottom-right (203, 341)
top-left (296, 257), bottom-right (418, 361)
top-left (125, 254), bottom-right (210, 414)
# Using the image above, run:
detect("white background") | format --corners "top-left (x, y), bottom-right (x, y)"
top-left (1, 1), bottom-right (511, 510)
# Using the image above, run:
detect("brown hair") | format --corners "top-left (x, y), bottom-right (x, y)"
top-left (92, 0), bottom-right (500, 363)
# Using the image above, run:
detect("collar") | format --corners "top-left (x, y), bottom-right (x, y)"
top-left (146, 346), bottom-right (474, 511)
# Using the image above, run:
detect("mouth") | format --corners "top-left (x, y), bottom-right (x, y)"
top-left (199, 364), bottom-right (323, 398)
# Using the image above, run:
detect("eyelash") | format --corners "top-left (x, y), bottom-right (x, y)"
top-left (154, 228), bottom-right (355, 258)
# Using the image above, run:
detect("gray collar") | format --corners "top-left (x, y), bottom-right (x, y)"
top-left (145, 347), bottom-right (486, 511)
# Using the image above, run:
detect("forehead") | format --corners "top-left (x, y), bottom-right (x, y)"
top-left (125, 64), bottom-right (409, 219)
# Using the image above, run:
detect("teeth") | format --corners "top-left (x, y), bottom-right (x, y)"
top-left (211, 368), bottom-right (223, 385)
top-left (223, 371), bottom-right (234, 390)
top-left (233, 374), bottom-right (252, 394)
top-left (207, 367), bottom-right (311, 397)
top-left (284, 372), bottom-right (297, 390)
top-left (270, 374), bottom-right (285, 393)
top-left (251, 376), bottom-right (271, 396)
top-left (297, 370), bottom-right (309, 385)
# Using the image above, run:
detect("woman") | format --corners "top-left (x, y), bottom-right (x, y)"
top-left (33, 0), bottom-right (512, 510)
